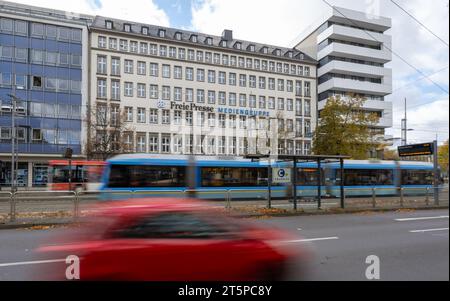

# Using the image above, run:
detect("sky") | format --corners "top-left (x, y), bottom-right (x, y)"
top-left (7, 0), bottom-right (449, 146)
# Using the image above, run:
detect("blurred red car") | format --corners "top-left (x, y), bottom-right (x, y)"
top-left (38, 198), bottom-right (309, 281)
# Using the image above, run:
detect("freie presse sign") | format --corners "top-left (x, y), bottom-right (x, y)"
top-left (168, 101), bottom-right (270, 117)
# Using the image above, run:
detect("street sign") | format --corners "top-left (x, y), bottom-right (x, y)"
top-left (272, 168), bottom-right (291, 184)
top-left (398, 143), bottom-right (434, 157)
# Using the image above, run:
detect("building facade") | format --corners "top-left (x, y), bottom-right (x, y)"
top-left (0, 1), bottom-right (91, 188)
top-left (89, 16), bottom-right (317, 158)
top-left (295, 6), bottom-right (393, 144)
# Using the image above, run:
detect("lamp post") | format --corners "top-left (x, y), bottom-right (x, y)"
top-left (8, 91), bottom-right (24, 193)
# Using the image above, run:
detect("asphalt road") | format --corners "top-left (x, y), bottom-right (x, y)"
top-left (0, 209), bottom-right (448, 281)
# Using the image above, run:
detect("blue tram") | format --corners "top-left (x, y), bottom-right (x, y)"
top-left (99, 154), bottom-right (437, 200)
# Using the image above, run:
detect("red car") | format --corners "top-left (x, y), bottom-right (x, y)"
top-left (38, 198), bottom-right (309, 281)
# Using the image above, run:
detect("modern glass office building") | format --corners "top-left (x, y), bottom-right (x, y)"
top-left (0, 1), bottom-right (91, 188)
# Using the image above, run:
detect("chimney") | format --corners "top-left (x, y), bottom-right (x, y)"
top-left (222, 29), bottom-right (233, 41)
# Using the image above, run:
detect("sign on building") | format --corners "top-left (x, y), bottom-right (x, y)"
top-left (272, 168), bottom-right (292, 184)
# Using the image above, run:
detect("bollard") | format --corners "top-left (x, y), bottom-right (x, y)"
top-left (425, 187), bottom-right (430, 206)
top-left (372, 188), bottom-right (376, 208)
top-left (400, 188), bottom-right (404, 207)
top-left (9, 192), bottom-right (16, 223)
top-left (74, 191), bottom-right (79, 219)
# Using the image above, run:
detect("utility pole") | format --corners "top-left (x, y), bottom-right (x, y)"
top-left (401, 98), bottom-right (407, 146)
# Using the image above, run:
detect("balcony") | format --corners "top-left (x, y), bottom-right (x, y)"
top-left (318, 42), bottom-right (391, 64)
top-left (318, 78), bottom-right (392, 96)
top-left (318, 24), bottom-right (391, 48)
top-left (318, 60), bottom-right (392, 79)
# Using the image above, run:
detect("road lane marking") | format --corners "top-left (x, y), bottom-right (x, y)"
top-left (409, 228), bottom-right (449, 233)
top-left (284, 236), bottom-right (339, 243)
top-left (395, 216), bottom-right (449, 222)
top-left (0, 259), bottom-right (66, 268)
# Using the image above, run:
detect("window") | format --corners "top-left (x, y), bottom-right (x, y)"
top-left (162, 64), bottom-right (171, 78)
top-left (137, 108), bottom-right (146, 123)
top-left (1, 18), bottom-right (13, 32)
top-left (125, 107), bottom-right (133, 122)
top-left (46, 52), bottom-right (58, 65)
top-left (161, 135), bottom-right (171, 153)
top-left (218, 72), bottom-right (226, 85)
top-left (124, 24), bottom-right (131, 32)
top-left (149, 109), bottom-right (158, 124)
top-left (142, 27), bottom-right (149, 35)
top-left (277, 79), bottom-right (284, 91)
top-left (268, 97), bottom-right (275, 109)
top-left (174, 111), bottom-right (182, 125)
top-left (186, 88), bottom-right (193, 102)
top-left (196, 50), bottom-right (203, 62)
top-left (188, 49), bottom-right (195, 60)
top-left (295, 80), bottom-right (302, 96)
top-left (111, 57), bottom-right (120, 76)
top-left (229, 93), bottom-right (236, 106)
top-left (197, 89), bottom-right (205, 103)
top-left (97, 79), bottom-right (107, 98)
top-left (174, 66), bottom-right (182, 79)
top-left (149, 134), bottom-right (158, 153)
top-left (124, 60), bottom-right (133, 74)
top-left (230, 56), bottom-right (236, 66)
top-left (185, 111), bottom-right (193, 126)
top-left (304, 81), bottom-right (311, 97)
top-left (258, 77), bottom-right (266, 89)
top-left (287, 99), bottom-right (294, 111)
top-left (304, 120), bottom-right (311, 137)
top-left (208, 70), bottom-right (216, 83)
top-left (97, 55), bottom-right (107, 74)
top-left (239, 116), bottom-right (247, 129)
top-left (150, 44), bottom-right (158, 55)
top-left (296, 99), bottom-right (302, 116)
top-left (219, 114), bottom-right (226, 128)
top-left (174, 87), bottom-right (182, 101)
top-left (218, 92), bottom-right (226, 105)
top-left (15, 20), bottom-right (27, 35)
top-left (158, 29), bottom-right (166, 38)
top-left (401, 170), bottom-right (433, 185)
top-left (173, 136), bottom-right (183, 154)
top-left (159, 45), bottom-right (167, 57)
top-left (105, 20), bottom-right (113, 29)
top-left (98, 36), bottom-right (107, 48)
top-left (162, 86), bottom-right (170, 100)
top-left (162, 110), bottom-right (170, 124)
top-left (150, 63), bottom-right (159, 77)
top-left (124, 82), bottom-right (133, 97)
top-left (268, 78), bottom-right (275, 90)
top-left (175, 32), bottom-right (182, 40)
top-left (31, 49), bottom-right (43, 63)
top-left (287, 80), bottom-right (293, 92)
top-left (222, 55), bottom-right (229, 65)
top-left (239, 94), bottom-right (247, 107)
top-left (207, 91), bottom-right (216, 104)
top-left (205, 52), bottom-right (212, 63)
top-left (249, 95), bottom-right (256, 108)
top-left (137, 61), bottom-right (146, 75)
top-left (111, 80), bottom-right (120, 100)
top-left (186, 67), bottom-right (193, 81)
top-left (277, 98), bottom-right (285, 110)
top-left (201, 167), bottom-right (268, 187)
top-left (214, 53), bottom-right (220, 64)
top-left (178, 48), bottom-right (186, 60)
top-left (246, 58), bottom-right (252, 69)
top-left (119, 39), bottom-right (128, 51)
top-left (109, 38), bottom-right (117, 49)
top-left (249, 75), bottom-right (256, 88)
top-left (137, 83), bottom-right (146, 98)
top-left (15, 48), bottom-right (27, 62)
top-left (197, 69), bottom-right (205, 82)
top-left (239, 74), bottom-right (246, 87)
top-left (229, 73), bottom-right (236, 86)
top-left (140, 42), bottom-right (148, 54)
top-left (304, 99), bottom-right (311, 117)
top-left (259, 96), bottom-right (266, 109)
top-left (150, 85), bottom-right (158, 99)
top-left (136, 134), bottom-right (146, 152)
top-left (229, 116), bottom-right (236, 129)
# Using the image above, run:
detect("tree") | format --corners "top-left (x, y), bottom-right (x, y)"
top-left (382, 148), bottom-right (399, 160)
top-left (438, 140), bottom-right (449, 175)
top-left (85, 105), bottom-right (134, 160)
top-left (312, 94), bottom-right (380, 159)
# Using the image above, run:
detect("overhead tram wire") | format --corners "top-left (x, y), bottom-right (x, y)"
top-left (321, 0), bottom-right (449, 96)
top-left (391, 66), bottom-right (449, 93)
top-left (390, 0), bottom-right (449, 48)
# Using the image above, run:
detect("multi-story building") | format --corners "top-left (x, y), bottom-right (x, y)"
top-left (295, 6), bottom-right (393, 146)
top-left (89, 16), bottom-right (317, 158)
top-left (0, 1), bottom-right (91, 188)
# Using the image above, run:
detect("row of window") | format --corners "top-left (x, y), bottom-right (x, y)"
top-left (0, 100), bottom-right (81, 119)
top-left (0, 18), bottom-right (82, 42)
top-left (97, 36), bottom-right (312, 77)
top-left (105, 107), bottom-right (312, 133)
top-left (116, 132), bottom-right (311, 155)
top-left (97, 79), bottom-right (312, 105)
top-left (0, 73), bottom-right (82, 93)
top-left (0, 127), bottom-right (81, 144)
top-left (0, 46), bottom-right (82, 67)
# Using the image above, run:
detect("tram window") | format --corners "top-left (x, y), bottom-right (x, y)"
top-left (201, 167), bottom-right (268, 187)
top-left (108, 165), bottom-right (186, 188)
top-left (401, 170), bottom-right (433, 185)
top-left (296, 169), bottom-right (326, 186)
top-left (344, 169), bottom-right (393, 186)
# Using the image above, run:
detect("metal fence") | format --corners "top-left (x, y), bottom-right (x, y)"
top-left (0, 187), bottom-right (448, 224)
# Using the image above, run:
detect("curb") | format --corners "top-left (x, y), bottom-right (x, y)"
top-left (0, 206), bottom-right (448, 230)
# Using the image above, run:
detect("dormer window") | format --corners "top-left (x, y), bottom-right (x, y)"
top-left (299, 53), bottom-right (304, 60)
top-left (220, 40), bottom-right (227, 47)
top-left (105, 20), bottom-right (113, 29)
top-left (191, 35), bottom-right (198, 43)
top-left (205, 37), bottom-right (213, 45)
top-left (287, 51), bottom-right (293, 58)
top-left (234, 42), bottom-right (242, 50)
top-left (158, 29), bottom-right (166, 38)
top-left (175, 32), bottom-right (182, 40)
top-left (261, 46), bottom-right (268, 54)
top-left (248, 44), bottom-right (255, 52)
top-left (275, 49), bottom-right (281, 56)
top-left (124, 23), bottom-right (131, 32)
top-left (142, 26), bottom-right (149, 35)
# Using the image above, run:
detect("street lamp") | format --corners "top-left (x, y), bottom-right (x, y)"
top-left (8, 88), bottom-right (24, 193)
